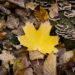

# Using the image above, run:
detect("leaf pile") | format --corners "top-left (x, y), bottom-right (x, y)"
top-left (0, 0), bottom-right (75, 75)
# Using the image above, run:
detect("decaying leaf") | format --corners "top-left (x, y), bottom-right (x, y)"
top-left (58, 42), bottom-right (65, 48)
top-left (49, 3), bottom-right (58, 18)
top-left (0, 4), bottom-right (11, 15)
top-left (15, 8), bottom-right (31, 18)
top-left (11, 25), bottom-right (24, 36)
top-left (0, 33), bottom-right (7, 39)
top-left (13, 56), bottom-right (30, 71)
top-left (0, 50), bottom-right (15, 69)
top-left (4, 2), bottom-right (17, 8)
top-left (60, 50), bottom-right (74, 64)
top-left (34, 6), bottom-right (48, 22)
top-left (13, 59), bottom-right (23, 71)
top-left (25, 2), bottom-right (37, 10)
top-left (6, 15), bottom-right (19, 29)
top-left (8, 0), bottom-right (25, 8)
top-left (59, 51), bottom-right (75, 75)
top-left (0, 20), bottom-right (6, 32)
top-left (14, 68), bottom-right (33, 75)
top-left (18, 21), bottom-right (59, 54)
top-left (43, 53), bottom-right (56, 75)
top-left (29, 50), bottom-right (44, 60)
top-left (13, 47), bottom-right (28, 57)
top-left (31, 60), bottom-right (44, 75)
top-left (0, 66), bottom-right (8, 75)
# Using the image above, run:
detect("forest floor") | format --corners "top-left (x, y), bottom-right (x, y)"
top-left (0, 0), bottom-right (75, 75)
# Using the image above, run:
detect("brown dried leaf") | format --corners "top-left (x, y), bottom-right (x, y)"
top-left (4, 2), bottom-right (17, 8)
top-left (43, 53), bottom-right (56, 75)
top-left (71, 50), bottom-right (75, 63)
top-left (0, 66), bottom-right (8, 75)
top-left (11, 26), bottom-right (24, 36)
top-left (60, 51), bottom-right (74, 64)
top-left (8, 0), bottom-right (25, 8)
top-left (0, 20), bottom-right (6, 32)
top-left (49, 3), bottom-right (58, 18)
top-left (14, 68), bottom-right (33, 75)
top-left (6, 15), bottom-right (19, 29)
top-left (23, 68), bottom-right (33, 75)
top-left (0, 4), bottom-right (11, 15)
top-left (34, 6), bottom-right (48, 22)
top-left (13, 56), bottom-right (31, 71)
top-left (13, 47), bottom-right (27, 57)
top-left (15, 8), bottom-right (31, 17)
top-left (0, 33), bottom-right (7, 39)
top-left (31, 60), bottom-right (44, 75)
top-left (26, 2), bottom-right (37, 10)
top-left (0, 50), bottom-right (15, 69)
top-left (29, 51), bottom-right (44, 60)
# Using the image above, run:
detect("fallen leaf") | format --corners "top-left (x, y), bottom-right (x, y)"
top-left (58, 42), bottom-right (65, 48)
top-left (0, 33), bottom-right (7, 39)
top-left (13, 56), bottom-right (30, 71)
top-left (0, 20), bottom-right (6, 32)
top-left (70, 50), bottom-right (75, 63)
top-left (26, 2), bottom-right (37, 10)
top-left (13, 59), bottom-right (23, 71)
top-left (18, 21), bottom-right (59, 54)
top-left (49, 3), bottom-right (58, 18)
top-left (0, 50), bottom-right (15, 69)
top-left (31, 60), bottom-right (44, 75)
top-left (60, 50), bottom-right (74, 64)
top-left (11, 25), bottom-right (24, 36)
top-left (14, 68), bottom-right (33, 75)
top-left (43, 53), bottom-right (56, 75)
top-left (4, 2), bottom-right (17, 8)
top-left (0, 66), bottom-right (8, 75)
top-left (13, 47), bottom-right (28, 57)
top-left (34, 6), bottom-right (48, 22)
top-left (15, 8), bottom-right (31, 18)
top-left (29, 50), bottom-right (44, 60)
top-left (6, 15), bottom-right (19, 29)
top-left (8, 0), bottom-right (25, 8)
top-left (23, 68), bottom-right (33, 75)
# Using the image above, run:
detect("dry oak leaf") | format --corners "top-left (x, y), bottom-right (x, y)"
top-left (18, 21), bottom-right (59, 54)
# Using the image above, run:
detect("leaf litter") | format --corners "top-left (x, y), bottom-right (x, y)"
top-left (0, 0), bottom-right (75, 75)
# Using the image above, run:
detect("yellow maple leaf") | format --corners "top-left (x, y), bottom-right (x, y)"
top-left (18, 21), bottom-right (59, 54)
